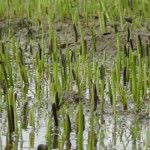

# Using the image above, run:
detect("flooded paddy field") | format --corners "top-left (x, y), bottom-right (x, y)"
top-left (0, 1), bottom-right (150, 150)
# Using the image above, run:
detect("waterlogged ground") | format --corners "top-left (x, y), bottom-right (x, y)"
top-left (0, 17), bottom-right (150, 149)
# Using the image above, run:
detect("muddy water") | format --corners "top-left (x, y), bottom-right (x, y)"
top-left (1, 100), bottom-right (149, 149)
top-left (0, 17), bottom-right (150, 149)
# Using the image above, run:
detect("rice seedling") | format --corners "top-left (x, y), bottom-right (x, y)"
top-left (0, 43), bottom-right (13, 87)
top-left (29, 107), bottom-right (35, 127)
top-left (118, 84), bottom-right (128, 110)
top-left (116, 33), bottom-right (121, 83)
top-left (130, 117), bottom-right (140, 142)
top-left (79, 22), bottom-right (87, 60)
top-left (77, 101), bottom-right (84, 150)
top-left (111, 67), bottom-right (117, 121)
top-left (99, 64), bottom-right (105, 113)
top-left (98, 11), bottom-right (107, 34)
top-left (6, 87), bottom-right (18, 136)
top-left (0, 0), bottom-right (150, 149)
top-left (52, 128), bottom-right (59, 149)
top-left (73, 24), bottom-right (78, 43)
top-left (63, 113), bottom-right (71, 141)
top-left (88, 108), bottom-right (95, 150)
top-left (90, 25), bottom-right (97, 52)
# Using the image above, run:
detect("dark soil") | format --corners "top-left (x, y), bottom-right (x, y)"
top-left (0, 17), bottom-right (150, 54)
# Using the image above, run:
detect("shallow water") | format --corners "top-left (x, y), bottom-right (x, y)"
top-left (0, 18), bottom-right (150, 150)
top-left (1, 104), bottom-right (150, 150)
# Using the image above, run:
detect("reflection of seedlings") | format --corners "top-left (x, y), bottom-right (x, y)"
top-left (65, 140), bottom-right (71, 150)
top-left (10, 106), bottom-right (15, 132)
top-left (145, 128), bottom-right (150, 150)
top-left (52, 129), bottom-right (59, 149)
top-left (112, 123), bottom-right (117, 145)
top-left (4, 136), bottom-right (13, 150)
top-left (130, 118), bottom-right (140, 142)
top-left (52, 103), bottom-right (58, 126)
top-left (88, 108), bottom-right (97, 149)
top-left (22, 101), bottom-right (29, 129)
top-left (112, 68), bottom-right (117, 120)
top-left (37, 144), bottom-right (48, 150)
top-left (76, 102), bottom-right (85, 149)
top-left (45, 116), bottom-right (52, 149)
top-left (29, 130), bottom-right (35, 148)
top-left (18, 47), bottom-right (24, 65)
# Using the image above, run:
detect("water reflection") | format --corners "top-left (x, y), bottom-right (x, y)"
top-left (65, 140), bottom-right (71, 150)
top-left (29, 129), bottom-right (35, 148)
top-left (21, 102), bottom-right (29, 129)
top-left (99, 129), bottom-right (105, 148)
top-left (37, 144), bottom-right (48, 150)
top-left (131, 117), bottom-right (141, 150)
top-left (4, 135), bottom-right (19, 150)
top-left (112, 123), bottom-right (117, 146)
top-left (52, 128), bottom-right (59, 149)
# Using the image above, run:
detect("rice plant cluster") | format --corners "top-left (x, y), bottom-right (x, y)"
top-left (0, 0), bottom-right (150, 149)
